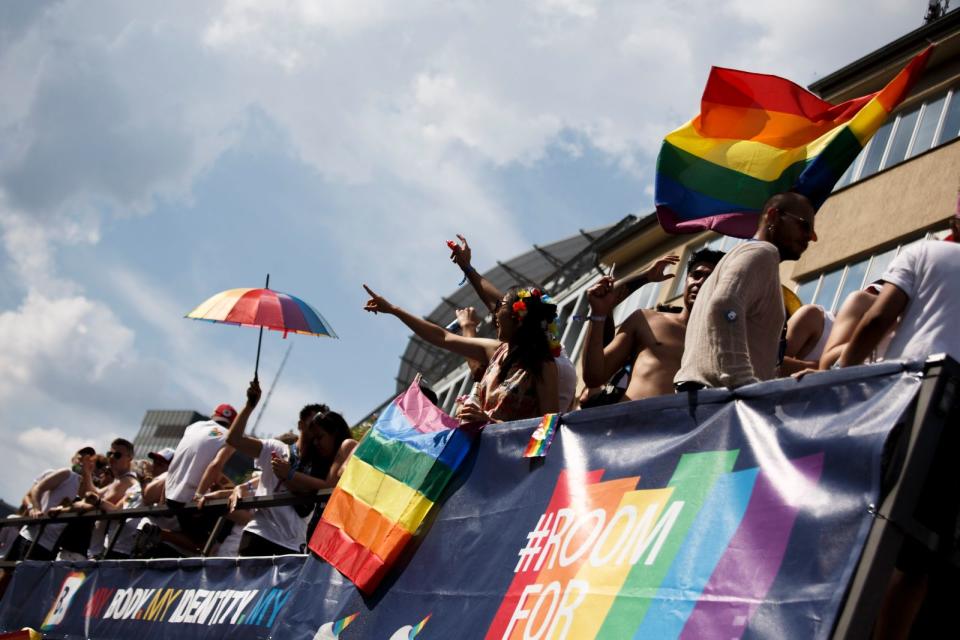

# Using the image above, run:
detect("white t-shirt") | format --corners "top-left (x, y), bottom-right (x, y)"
top-left (556, 352), bottom-right (577, 412)
top-left (165, 420), bottom-right (229, 503)
top-left (242, 439), bottom-right (308, 553)
top-left (21, 468), bottom-right (80, 551)
top-left (881, 240), bottom-right (960, 363)
top-left (806, 307), bottom-right (835, 362)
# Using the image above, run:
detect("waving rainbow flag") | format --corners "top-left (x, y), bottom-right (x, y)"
top-left (309, 381), bottom-right (473, 594)
top-left (656, 46), bottom-right (933, 237)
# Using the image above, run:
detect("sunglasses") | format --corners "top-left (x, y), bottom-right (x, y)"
top-left (107, 451), bottom-right (124, 460)
top-left (779, 210), bottom-right (816, 238)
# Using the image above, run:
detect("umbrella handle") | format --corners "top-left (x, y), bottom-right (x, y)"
top-left (254, 273), bottom-right (270, 381)
top-left (254, 325), bottom-right (264, 381)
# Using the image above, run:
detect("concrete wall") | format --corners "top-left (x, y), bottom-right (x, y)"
top-left (791, 138), bottom-right (960, 280)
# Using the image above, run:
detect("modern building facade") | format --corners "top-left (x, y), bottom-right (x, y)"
top-left (370, 9), bottom-right (960, 421)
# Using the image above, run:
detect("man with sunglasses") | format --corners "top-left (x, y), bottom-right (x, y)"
top-left (73, 439), bottom-right (139, 558)
top-left (675, 191), bottom-right (817, 390)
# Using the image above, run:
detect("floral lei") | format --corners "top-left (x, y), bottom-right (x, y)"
top-left (511, 288), bottom-right (563, 357)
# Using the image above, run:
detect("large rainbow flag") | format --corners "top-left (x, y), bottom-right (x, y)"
top-left (656, 46), bottom-right (933, 237)
top-left (309, 381), bottom-right (473, 593)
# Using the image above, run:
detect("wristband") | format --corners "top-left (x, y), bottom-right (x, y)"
top-left (458, 265), bottom-right (475, 286)
top-left (587, 315), bottom-right (607, 322)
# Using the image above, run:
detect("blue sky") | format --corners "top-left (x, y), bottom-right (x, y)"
top-left (0, 0), bottom-right (924, 502)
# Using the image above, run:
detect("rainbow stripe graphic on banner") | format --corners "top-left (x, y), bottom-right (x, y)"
top-left (523, 414), bottom-right (559, 458)
top-left (309, 382), bottom-right (472, 593)
top-left (313, 612), bottom-right (359, 639)
top-left (485, 450), bottom-right (824, 639)
top-left (409, 614), bottom-right (431, 638)
top-left (656, 46), bottom-right (932, 237)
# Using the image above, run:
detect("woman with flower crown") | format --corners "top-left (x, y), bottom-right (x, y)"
top-left (362, 284), bottom-right (560, 424)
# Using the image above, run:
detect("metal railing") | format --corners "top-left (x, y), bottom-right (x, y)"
top-left (0, 489), bottom-right (332, 568)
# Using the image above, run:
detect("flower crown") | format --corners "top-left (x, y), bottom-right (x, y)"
top-left (511, 288), bottom-right (562, 357)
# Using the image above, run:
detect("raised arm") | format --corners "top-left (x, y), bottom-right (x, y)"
top-left (449, 234), bottom-right (503, 313)
top-left (77, 454), bottom-right (97, 498)
top-left (611, 255), bottom-right (679, 306)
top-left (581, 277), bottom-right (632, 387)
top-left (456, 306), bottom-right (489, 380)
top-left (225, 380), bottom-right (264, 459)
top-left (363, 284), bottom-right (499, 362)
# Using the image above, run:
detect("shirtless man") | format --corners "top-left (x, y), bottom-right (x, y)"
top-left (581, 248), bottom-right (724, 401)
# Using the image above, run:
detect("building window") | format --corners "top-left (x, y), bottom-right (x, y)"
top-left (154, 423), bottom-right (186, 439)
top-left (858, 118), bottom-right (895, 181)
top-left (837, 85), bottom-right (960, 191)
top-left (938, 90), bottom-right (960, 144)
top-left (910, 94), bottom-right (946, 157)
top-left (795, 230), bottom-right (948, 311)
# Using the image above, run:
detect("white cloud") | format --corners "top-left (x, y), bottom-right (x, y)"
top-left (535, 0), bottom-right (598, 19)
top-left (0, 0), bottom-right (926, 503)
top-left (0, 292), bottom-right (134, 399)
top-left (16, 427), bottom-right (101, 472)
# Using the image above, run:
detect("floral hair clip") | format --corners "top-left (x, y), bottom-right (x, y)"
top-left (547, 320), bottom-right (562, 357)
top-left (516, 289), bottom-right (532, 300)
top-left (512, 300), bottom-right (528, 318)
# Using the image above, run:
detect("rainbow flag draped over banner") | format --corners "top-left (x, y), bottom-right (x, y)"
top-left (309, 381), bottom-right (473, 593)
top-left (656, 46), bottom-right (933, 237)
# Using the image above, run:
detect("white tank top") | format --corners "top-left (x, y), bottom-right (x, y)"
top-left (806, 308), bottom-right (835, 362)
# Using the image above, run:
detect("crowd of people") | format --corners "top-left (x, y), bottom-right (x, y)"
top-left (3, 190), bottom-right (959, 566)
top-left (369, 190), bottom-right (959, 418)
top-left (2, 386), bottom-right (356, 562)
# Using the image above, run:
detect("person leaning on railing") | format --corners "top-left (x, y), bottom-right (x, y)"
top-left (3, 447), bottom-right (96, 562)
top-left (226, 380), bottom-right (353, 556)
top-left (363, 283), bottom-right (560, 424)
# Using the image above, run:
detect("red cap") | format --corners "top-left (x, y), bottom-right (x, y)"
top-left (212, 404), bottom-right (237, 425)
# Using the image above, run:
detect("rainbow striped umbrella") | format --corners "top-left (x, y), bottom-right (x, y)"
top-left (186, 275), bottom-right (337, 378)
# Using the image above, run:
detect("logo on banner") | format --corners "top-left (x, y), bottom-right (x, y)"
top-left (388, 614), bottom-right (431, 640)
top-left (487, 450), bottom-right (825, 640)
top-left (42, 571), bottom-right (87, 631)
top-left (313, 612), bottom-right (359, 639)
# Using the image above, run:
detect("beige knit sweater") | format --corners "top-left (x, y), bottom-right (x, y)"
top-left (674, 241), bottom-right (784, 389)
